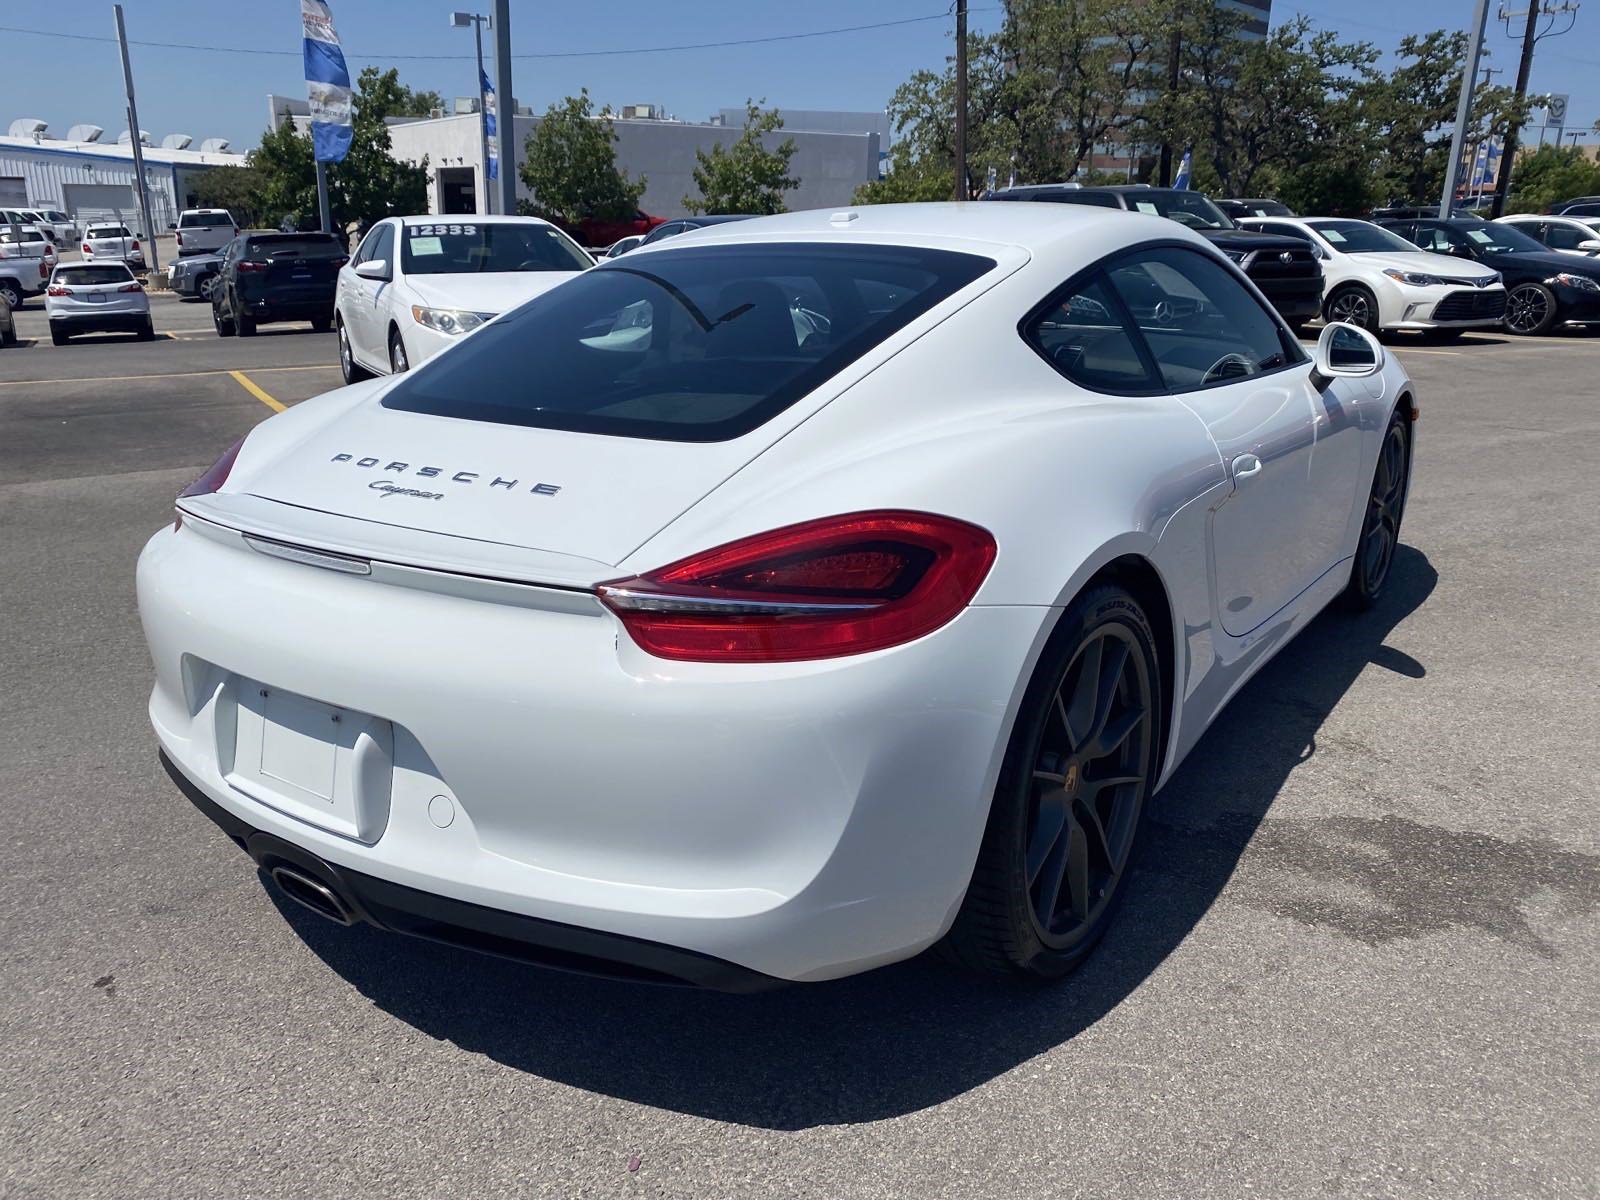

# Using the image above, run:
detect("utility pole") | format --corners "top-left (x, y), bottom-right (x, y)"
top-left (954, 0), bottom-right (968, 200)
top-left (1159, 30), bottom-right (1182, 187)
top-left (1440, 0), bottom-right (1492, 218)
top-left (492, 0), bottom-right (516, 216)
top-left (113, 4), bottom-right (159, 272)
top-left (1491, 1), bottom-right (1543, 216)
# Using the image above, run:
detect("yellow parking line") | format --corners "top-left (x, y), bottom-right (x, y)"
top-left (229, 369), bottom-right (286, 412)
top-left (0, 364), bottom-right (337, 388)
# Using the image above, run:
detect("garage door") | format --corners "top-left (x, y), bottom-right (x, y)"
top-left (63, 183), bottom-right (138, 232)
top-left (0, 177), bottom-right (25, 207)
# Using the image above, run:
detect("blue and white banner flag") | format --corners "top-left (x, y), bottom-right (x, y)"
top-left (481, 69), bottom-right (499, 181)
top-left (1173, 148), bottom-right (1192, 191)
top-left (302, 0), bottom-right (352, 164)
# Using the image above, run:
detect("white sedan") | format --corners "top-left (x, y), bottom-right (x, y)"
top-left (1241, 216), bottom-right (1504, 336)
top-left (1495, 213), bottom-right (1600, 257)
top-left (335, 215), bottom-right (592, 382)
top-left (138, 204), bottom-right (1417, 988)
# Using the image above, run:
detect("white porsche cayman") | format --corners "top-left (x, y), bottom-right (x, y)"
top-left (139, 203), bottom-right (1417, 989)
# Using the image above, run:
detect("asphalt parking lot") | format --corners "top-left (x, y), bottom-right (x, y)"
top-left (1, 294), bottom-right (1596, 1199)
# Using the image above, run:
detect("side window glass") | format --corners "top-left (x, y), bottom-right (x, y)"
top-left (371, 224), bottom-right (394, 264)
top-left (352, 225), bottom-right (383, 265)
top-left (1106, 247), bottom-right (1299, 391)
top-left (1022, 273), bottom-right (1159, 394)
top-left (1545, 223), bottom-right (1585, 250)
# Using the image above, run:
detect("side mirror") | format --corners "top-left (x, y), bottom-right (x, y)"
top-left (1312, 321), bottom-right (1385, 387)
top-left (354, 258), bottom-right (389, 281)
top-left (1579, 239), bottom-right (1600, 254)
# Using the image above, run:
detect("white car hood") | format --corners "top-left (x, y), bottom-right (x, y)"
top-left (405, 271), bottom-right (579, 316)
top-left (1350, 251), bottom-right (1497, 282)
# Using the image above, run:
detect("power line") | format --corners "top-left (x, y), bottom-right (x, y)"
top-left (0, 11), bottom-right (996, 63)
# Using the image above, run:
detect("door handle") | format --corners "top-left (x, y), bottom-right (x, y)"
top-left (1231, 453), bottom-right (1263, 483)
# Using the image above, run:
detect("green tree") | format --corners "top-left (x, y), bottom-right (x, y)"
top-left (1507, 144), bottom-right (1600, 213)
top-left (684, 101), bottom-right (799, 214)
top-left (189, 165), bottom-right (269, 227)
top-left (518, 90), bottom-right (646, 226)
top-left (396, 84), bottom-right (445, 117)
top-left (250, 69), bottom-right (429, 234)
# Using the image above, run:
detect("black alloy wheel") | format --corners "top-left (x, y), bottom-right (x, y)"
top-left (945, 583), bottom-right (1160, 978)
top-left (1325, 286), bottom-right (1378, 333)
top-left (1343, 407), bottom-right (1410, 609)
top-left (1504, 282), bottom-right (1558, 335)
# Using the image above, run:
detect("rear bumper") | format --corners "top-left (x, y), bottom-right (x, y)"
top-left (163, 751), bottom-right (783, 991)
top-left (137, 520), bottom-right (1043, 982)
top-left (49, 310), bottom-right (148, 332)
top-left (239, 295), bottom-right (334, 323)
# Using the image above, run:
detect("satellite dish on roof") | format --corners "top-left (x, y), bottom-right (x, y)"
top-left (8, 118), bottom-right (48, 138)
top-left (67, 124), bottom-right (105, 143)
top-left (199, 137), bottom-right (231, 154)
top-left (161, 134), bottom-right (193, 150)
top-left (116, 129), bottom-right (151, 146)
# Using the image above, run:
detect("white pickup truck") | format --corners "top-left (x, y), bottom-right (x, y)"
top-left (0, 227), bottom-right (55, 307)
top-left (82, 223), bottom-right (147, 270)
top-left (175, 208), bottom-right (238, 256)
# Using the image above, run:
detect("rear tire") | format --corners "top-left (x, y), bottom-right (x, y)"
top-left (213, 302), bottom-right (235, 338)
top-left (237, 312), bottom-right (257, 337)
top-left (50, 329), bottom-right (68, 346)
top-left (137, 317), bottom-right (155, 341)
top-left (311, 314), bottom-right (332, 333)
top-left (338, 318), bottom-right (370, 384)
top-left (1342, 406), bottom-right (1411, 610)
top-left (0, 281), bottom-right (22, 309)
top-left (943, 583), bottom-right (1162, 979)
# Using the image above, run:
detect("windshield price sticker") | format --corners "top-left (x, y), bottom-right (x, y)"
top-left (410, 224), bottom-right (476, 237)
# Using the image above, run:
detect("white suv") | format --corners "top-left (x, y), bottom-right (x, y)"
top-left (46, 260), bottom-right (154, 344)
top-left (175, 209), bottom-right (238, 257)
top-left (82, 224), bottom-right (146, 269)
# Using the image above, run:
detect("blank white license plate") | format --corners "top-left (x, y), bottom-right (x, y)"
top-left (86, 292), bottom-right (106, 303)
top-left (224, 679), bottom-right (394, 842)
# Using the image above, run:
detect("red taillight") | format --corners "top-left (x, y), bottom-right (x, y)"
top-left (130, 239), bottom-right (140, 251)
top-left (81, 243), bottom-right (91, 254)
top-left (598, 511), bottom-right (997, 663)
top-left (175, 231), bottom-right (183, 246)
top-left (178, 437), bottom-right (245, 500)
top-left (118, 282), bottom-right (142, 292)
top-left (46, 284), bottom-right (70, 296)
top-left (331, 256), bottom-right (348, 269)
top-left (236, 260), bottom-right (267, 272)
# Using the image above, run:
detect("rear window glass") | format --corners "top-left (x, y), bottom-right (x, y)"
top-left (180, 212), bottom-right (233, 227)
top-left (0, 230), bottom-right (45, 243)
top-left (244, 235), bottom-right (344, 258)
top-left (382, 243), bottom-right (996, 442)
top-left (56, 264), bottom-right (134, 285)
top-left (89, 227), bottom-right (131, 238)
top-left (401, 222), bottom-right (590, 274)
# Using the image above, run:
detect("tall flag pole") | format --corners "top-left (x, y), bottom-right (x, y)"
top-left (302, 0), bottom-right (352, 234)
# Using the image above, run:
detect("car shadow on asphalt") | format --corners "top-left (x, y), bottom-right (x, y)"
top-left (267, 546), bottom-right (1439, 1130)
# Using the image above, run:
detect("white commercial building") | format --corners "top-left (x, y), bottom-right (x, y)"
top-left (0, 125), bottom-right (245, 236)
top-left (385, 110), bottom-right (882, 222)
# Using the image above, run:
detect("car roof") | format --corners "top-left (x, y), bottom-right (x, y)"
top-left (625, 201), bottom-right (1202, 260)
top-left (394, 214), bottom-right (557, 228)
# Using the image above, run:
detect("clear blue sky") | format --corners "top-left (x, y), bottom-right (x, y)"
top-left (1, 0), bottom-right (1594, 152)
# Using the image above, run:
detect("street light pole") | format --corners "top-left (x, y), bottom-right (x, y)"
top-left (113, 4), bottom-right (159, 271)
top-left (451, 12), bottom-right (493, 215)
top-left (492, 0), bottom-right (516, 216)
top-left (1440, 0), bottom-right (1492, 218)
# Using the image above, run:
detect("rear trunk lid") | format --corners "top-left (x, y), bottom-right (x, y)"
top-left (232, 397), bottom-right (773, 568)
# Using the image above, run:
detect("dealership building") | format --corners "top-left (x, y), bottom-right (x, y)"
top-left (0, 121), bottom-right (244, 234)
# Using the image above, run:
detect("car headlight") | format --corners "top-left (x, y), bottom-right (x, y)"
top-left (410, 305), bottom-right (493, 335)
top-left (1382, 268), bottom-right (1443, 287)
top-left (1548, 272), bottom-right (1600, 293)
top-left (1482, 273), bottom-right (1502, 287)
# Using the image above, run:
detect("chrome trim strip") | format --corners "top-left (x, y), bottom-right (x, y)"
top-left (243, 534), bottom-right (372, 575)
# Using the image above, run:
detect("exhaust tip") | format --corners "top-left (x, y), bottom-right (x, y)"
top-left (268, 864), bottom-right (355, 927)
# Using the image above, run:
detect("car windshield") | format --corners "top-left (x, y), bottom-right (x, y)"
top-left (400, 222), bottom-right (591, 274)
top-left (56, 265), bottom-right (133, 285)
top-left (243, 235), bottom-right (343, 259)
top-left (382, 243), bottom-right (996, 442)
top-left (181, 213), bottom-right (233, 227)
top-left (1125, 192), bottom-right (1233, 230)
top-left (1308, 221), bottom-right (1419, 254)
top-left (1454, 221), bottom-right (1546, 254)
